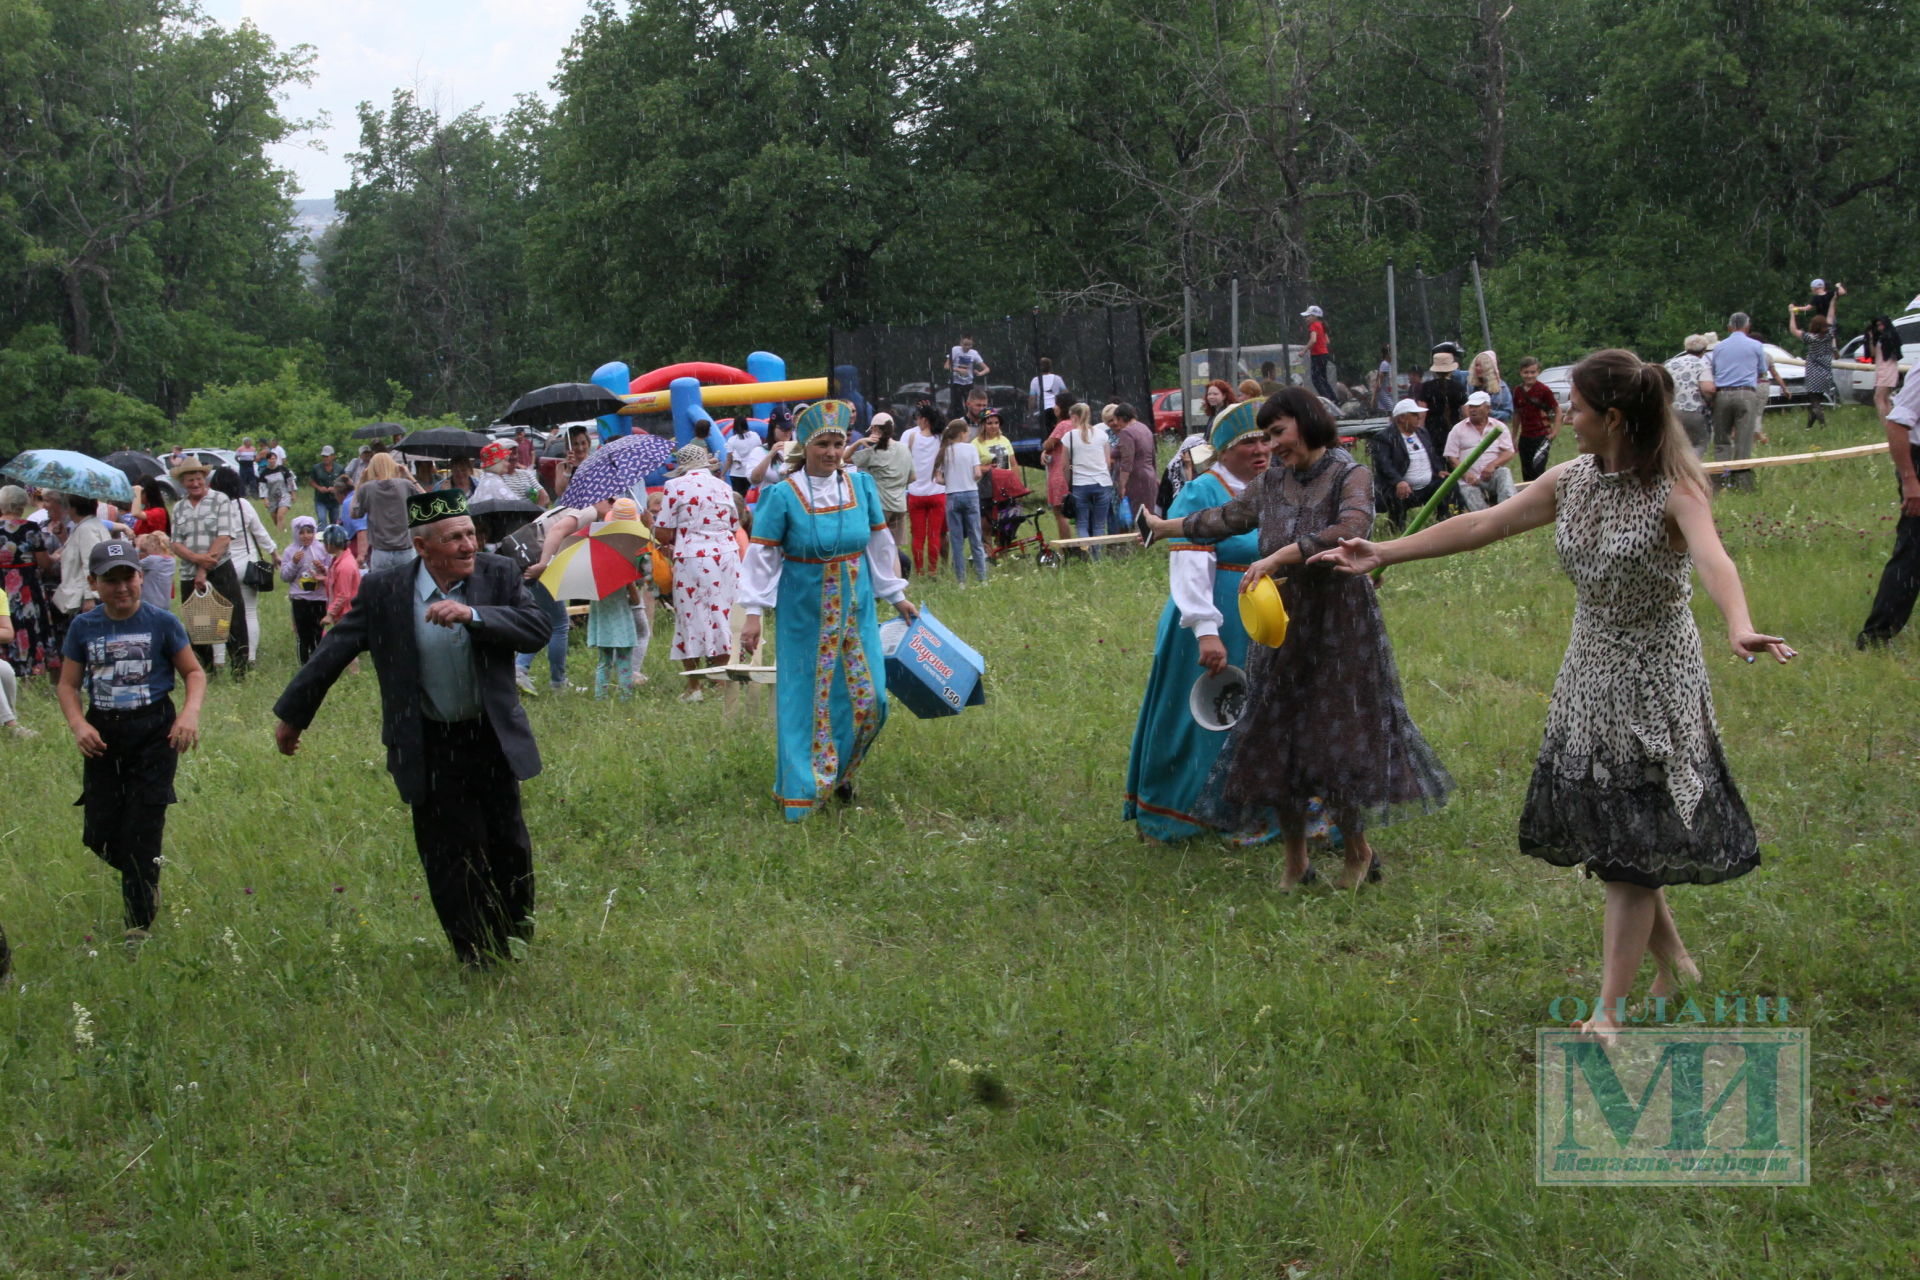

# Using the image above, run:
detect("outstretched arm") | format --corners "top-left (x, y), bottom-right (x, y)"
top-left (1311, 459), bottom-right (1565, 575)
top-left (1668, 481), bottom-right (1795, 662)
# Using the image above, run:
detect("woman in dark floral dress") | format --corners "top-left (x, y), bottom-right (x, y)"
top-left (0, 485), bottom-right (56, 676)
top-left (1143, 388), bottom-right (1453, 890)
top-left (1314, 350), bottom-right (1795, 1038)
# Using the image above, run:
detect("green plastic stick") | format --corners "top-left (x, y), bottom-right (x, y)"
top-left (1371, 424), bottom-right (1505, 581)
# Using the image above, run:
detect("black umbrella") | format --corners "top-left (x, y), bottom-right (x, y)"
top-left (468, 497), bottom-right (546, 545)
top-left (101, 450), bottom-right (166, 484)
top-left (395, 427), bottom-right (491, 460)
top-left (498, 383), bottom-right (626, 429)
top-left (352, 421), bottom-right (407, 441)
top-left (100, 451), bottom-right (180, 502)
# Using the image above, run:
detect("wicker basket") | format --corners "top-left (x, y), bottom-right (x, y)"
top-left (180, 582), bottom-right (233, 645)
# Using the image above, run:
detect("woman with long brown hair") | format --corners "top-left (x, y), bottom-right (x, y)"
top-left (1313, 350), bottom-right (1795, 1038)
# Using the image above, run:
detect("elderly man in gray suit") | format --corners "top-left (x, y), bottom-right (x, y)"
top-left (272, 490), bottom-right (553, 967)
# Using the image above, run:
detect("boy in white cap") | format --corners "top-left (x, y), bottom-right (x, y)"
top-left (1300, 305), bottom-right (1335, 400)
top-left (1444, 390), bottom-right (1517, 510)
top-left (1799, 278), bottom-right (1844, 323)
top-left (56, 539), bottom-right (205, 941)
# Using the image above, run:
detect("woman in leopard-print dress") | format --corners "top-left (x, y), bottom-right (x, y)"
top-left (1314, 350), bottom-right (1795, 1037)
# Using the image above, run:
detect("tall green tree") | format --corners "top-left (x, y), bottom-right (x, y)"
top-left (0, 0), bottom-right (316, 417)
top-left (318, 91), bottom-right (553, 417)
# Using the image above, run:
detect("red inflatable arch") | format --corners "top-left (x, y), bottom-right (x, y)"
top-left (628, 362), bottom-right (757, 395)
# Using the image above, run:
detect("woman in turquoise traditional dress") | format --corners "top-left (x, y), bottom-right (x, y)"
top-left (1124, 402), bottom-right (1284, 843)
top-left (739, 401), bottom-right (919, 820)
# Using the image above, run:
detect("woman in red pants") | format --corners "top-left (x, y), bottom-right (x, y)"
top-left (904, 403), bottom-right (946, 575)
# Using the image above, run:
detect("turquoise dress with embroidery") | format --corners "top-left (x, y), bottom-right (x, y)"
top-left (750, 471), bottom-right (892, 821)
top-left (1124, 468), bottom-right (1281, 841)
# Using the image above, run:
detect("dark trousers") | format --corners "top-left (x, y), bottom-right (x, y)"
top-left (78, 701), bottom-right (178, 931)
top-left (291, 597), bottom-right (328, 664)
top-left (1380, 479), bottom-right (1442, 529)
top-left (1518, 435), bottom-right (1553, 482)
top-left (190, 560), bottom-right (249, 679)
top-left (1310, 353), bottom-right (1335, 400)
top-left (412, 717), bottom-right (535, 964)
top-left (1859, 444), bottom-right (1920, 647)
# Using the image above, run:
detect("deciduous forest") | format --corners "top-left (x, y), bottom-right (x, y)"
top-left (3, 0), bottom-right (1914, 454)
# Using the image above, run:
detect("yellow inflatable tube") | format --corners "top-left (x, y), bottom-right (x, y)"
top-left (618, 376), bottom-right (830, 416)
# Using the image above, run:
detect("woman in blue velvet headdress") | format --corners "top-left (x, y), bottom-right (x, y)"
top-left (1124, 401), bottom-right (1284, 844)
top-left (739, 401), bottom-right (920, 820)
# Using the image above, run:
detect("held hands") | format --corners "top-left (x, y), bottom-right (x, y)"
top-left (1729, 630), bottom-right (1796, 664)
top-left (1197, 634), bottom-right (1229, 674)
top-left (1307, 537), bottom-right (1385, 576)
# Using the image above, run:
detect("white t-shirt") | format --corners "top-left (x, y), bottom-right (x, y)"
top-left (1063, 426), bottom-right (1113, 487)
top-left (1401, 430), bottom-right (1433, 488)
top-left (727, 431), bottom-right (765, 478)
top-left (906, 428), bottom-right (946, 497)
top-left (938, 441), bottom-right (982, 495)
top-left (948, 347), bottom-right (986, 385)
top-left (1029, 372), bottom-right (1066, 409)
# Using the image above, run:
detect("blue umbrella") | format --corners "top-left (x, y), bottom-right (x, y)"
top-left (1, 449), bottom-right (135, 504)
top-left (560, 432), bottom-right (675, 507)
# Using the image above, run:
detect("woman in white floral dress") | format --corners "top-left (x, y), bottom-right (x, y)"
top-left (653, 443), bottom-right (740, 702)
top-left (1315, 349), bottom-right (1795, 1039)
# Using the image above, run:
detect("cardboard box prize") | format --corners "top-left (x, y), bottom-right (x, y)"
top-left (879, 610), bottom-right (986, 718)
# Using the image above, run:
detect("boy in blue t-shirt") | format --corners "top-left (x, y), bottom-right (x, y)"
top-left (56, 539), bottom-right (206, 940)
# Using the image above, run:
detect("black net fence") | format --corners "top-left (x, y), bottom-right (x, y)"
top-left (1181, 264), bottom-right (1474, 427)
top-left (830, 307), bottom-right (1154, 441)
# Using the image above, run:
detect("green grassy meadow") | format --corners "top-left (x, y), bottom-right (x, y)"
top-left (2, 407), bottom-right (1917, 1278)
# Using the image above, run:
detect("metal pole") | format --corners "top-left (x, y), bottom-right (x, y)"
top-left (1030, 307), bottom-right (1045, 435)
top-left (1104, 305), bottom-right (1118, 406)
top-left (1386, 259), bottom-right (1399, 409)
top-left (1278, 280), bottom-right (1292, 387)
top-left (1416, 267), bottom-right (1435, 355)
top-left (1182, 286), bottom-right (1193, 371)
top-left (1229, 274), bottom-right (1241, 382)
top-left (1471, 255), bottom-right (1492, 354)
top-left (1135, 307), bottom-right (1153, 427)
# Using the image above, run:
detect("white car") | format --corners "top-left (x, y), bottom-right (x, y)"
top-left (1541, 347), bottom-right (1806, 409)
top-left (181, 446), bottom-right (240, 472)
top-left (1833, 312), bottom-right (1920, 403)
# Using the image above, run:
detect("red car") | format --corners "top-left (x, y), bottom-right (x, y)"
top-left (1151, 388), bottom-right (1184, 435)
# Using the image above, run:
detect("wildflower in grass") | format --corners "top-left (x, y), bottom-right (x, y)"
top-left (72, 1002), bottom-right (95, 1049)
top-left (221, 926), bottom-right (243, 969)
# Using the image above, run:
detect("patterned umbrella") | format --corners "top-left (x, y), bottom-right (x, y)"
top-left (1, 449), bottom-right (134, 503)
top-left (559, 432), bottom-right (675, 507)
top-left (539, 533), bottom-right (643, 603)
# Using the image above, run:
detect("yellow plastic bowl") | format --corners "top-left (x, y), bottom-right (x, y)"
top-left (1239, 575), bottom-right (1289, 648)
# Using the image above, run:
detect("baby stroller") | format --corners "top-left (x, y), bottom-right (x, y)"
top-left (982, 467), bottom-right (1058, 569)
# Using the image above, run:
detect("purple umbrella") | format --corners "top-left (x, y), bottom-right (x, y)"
top-left (560, 432), bottom-right (676, 507)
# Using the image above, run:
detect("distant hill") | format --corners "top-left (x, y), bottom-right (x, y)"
top-left (291, 197), bottom-right (338, 240)
top-left (290, 197), bottom-right (338, 280)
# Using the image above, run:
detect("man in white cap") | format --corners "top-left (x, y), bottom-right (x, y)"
top-left (309, 445), bottom-right (343, 526)
top-left (1443, 390), bottom-right (1516, 510)
top-left (1371, 399), bottom-right (1444, 527)
top-left (1300, 305), bottom-right (1335, 400)
top-left (169, 456), bottom-right (250, 678)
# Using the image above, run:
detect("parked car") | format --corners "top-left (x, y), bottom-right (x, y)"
top-left (1151, 389), bottom-right (1184, 435)
top-left (1834, 312), bottom-right (1920, 403)
top-left (181, 446), bottom-right (239, 474)
top-left (1541, 347), bottom-right (1808, 411)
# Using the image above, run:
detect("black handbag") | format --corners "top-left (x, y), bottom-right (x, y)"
top-left (239, 510), bottom-right (275, 593)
